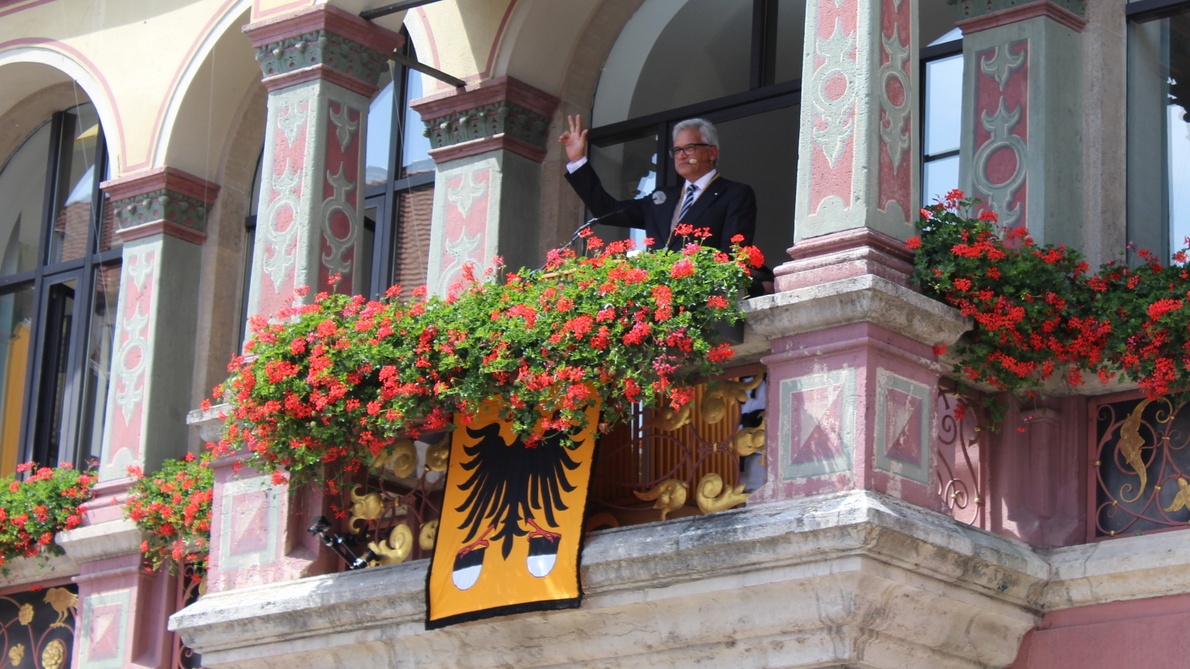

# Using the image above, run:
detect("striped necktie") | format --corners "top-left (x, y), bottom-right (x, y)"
top-left (678, 183), bottom-right (698, 223)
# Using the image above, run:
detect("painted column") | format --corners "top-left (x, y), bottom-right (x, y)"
top-left (748, 0), bottom-right (969, 510)
top-left (411, 76), bottom-right (559, 294)
top-left (202, 5), bottom-right (401, 593)
top-left (957, 0), bottom-right (1086, 246)
top-left (243, 4), bottom-right (402, 316)
top-left (57, 166), bottom-right (218, 669)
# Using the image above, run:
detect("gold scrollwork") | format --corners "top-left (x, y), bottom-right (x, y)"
top-left (17, 603), bottom-right (32, 625)
top-left (349, 485), bottom-right (385, 531)
top-left (731, 417), bottom-right (766, 458)
top-left (634, 479), bottom-right (688, 520)
top-left (424, 435), bottom-right (450, 472)
top-left (643, 403), bottom-right (693, 432)
top-left (8, 643), bottom-right (24, 666)
top-left (373, 438), bottom-right (417, 478)
top-left (368, 524), bottom-right (414, 566)
top-left (1118, 399), bottom-right (1152, 503)
top-left (1165, 477), bottom-right (1190, 513)
top-left (701, 376), bottom-right (763, 425)
top-left (419, 519), bottom-right (439, 551)
top-left (695, 473), bottom-right (748, 514)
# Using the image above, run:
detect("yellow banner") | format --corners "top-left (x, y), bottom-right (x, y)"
top-left (426, 399), bottom-right (599, 629)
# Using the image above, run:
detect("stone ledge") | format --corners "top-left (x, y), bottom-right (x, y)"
top-left (0, 554), bottom-right (78, 588)
top-left (171, 490), bottom-right (1047, 669)
top-left (742, 274), bottom-right (970, 348)
top-left (56, 518), bottom-right (144, 564)
top-left (1040, 531), bottom-right (1190, 611)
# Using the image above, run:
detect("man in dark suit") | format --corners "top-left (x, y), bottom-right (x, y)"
top-left (558, 115), bottom-right (756, 253)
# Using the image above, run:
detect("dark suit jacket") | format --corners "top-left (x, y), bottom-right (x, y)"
top-left (565, 163), bottom-right (756, 252)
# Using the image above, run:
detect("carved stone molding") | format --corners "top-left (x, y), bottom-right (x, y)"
top-left (243, 4), bottom-right (403, 96)
top-left (102, 167), bottom-right (220, 244)
top-left (957, 0), bottom-right (1087, 33)
top-left (172, 491), bottom-right (1047, 668)
top-left (412, 76), bottom-right (560, 163)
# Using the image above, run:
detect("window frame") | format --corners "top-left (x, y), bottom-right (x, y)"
top-left (0, 106), bottom-right (120, 471)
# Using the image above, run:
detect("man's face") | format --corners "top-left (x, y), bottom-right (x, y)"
top-left (672, 128), bottom-right (718, 182)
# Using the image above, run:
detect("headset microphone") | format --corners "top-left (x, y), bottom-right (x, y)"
top-left (688, 158), bottom-right (698, 165)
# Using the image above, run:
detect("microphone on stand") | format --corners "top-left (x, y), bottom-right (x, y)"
top-left (560, 208), bottom-right (625, 251)
top-left (537, 207), bottom-right (628, 271)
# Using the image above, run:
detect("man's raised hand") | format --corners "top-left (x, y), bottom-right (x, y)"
top-left (558, 114), bottom-right (588, 163)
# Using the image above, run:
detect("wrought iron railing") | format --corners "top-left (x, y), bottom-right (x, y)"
top-left (1093, 394), bottom-right (1190, 537)
top-left (0, 583), bottom-right (76, 669)
top-left (330, 366), bottom-right (767, 568)
top-left (933, 388), bottom-right (987, 528)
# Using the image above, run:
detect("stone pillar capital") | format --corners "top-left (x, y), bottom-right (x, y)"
top-left (957, 0), bottom-right (1087, 34)
top-left (243, 4), bottom-right (404, 96)
top-left (102, 166), bottom-right (220, 245)
top-left (412, 75), bottom-right (560, 164)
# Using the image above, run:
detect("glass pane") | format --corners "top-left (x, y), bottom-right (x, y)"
top-left (360, 204), bottom-right (377, 298)
top-left (366, 74), bottom-right (395, 187)
top-left (590, 135), bottom-right (660, 203)
top-left (50, 104), bottom-right (101, 264)
top-left (36, 279), bottom-right (75, 467)
top-left (0, 123), bottom-right (51, 277)
top-left (1127, 10), bottom-right (1190, 260)
top-left (594, 0), bottom-right (753, 124)
top-left (924, 154), bottom-right (960, 206)
top-left (76, 263), bottom-right (120, 469)
top-left (1170, 102), bottom-right (1190, 252)
top-left (0, 286), bottom-right (34, 476)
top-left (401, 71), bottom-right (434, 177)
top-left (773, 0), bottom-right (807, 83)
top-left (925, 54), bottom-right (963, 156)
top-left (390, 184), bottom-right (434, 297)
top-left (238, 224), bottom-right (256, 352)
top-left (715, 106), bottom-right (799, 265)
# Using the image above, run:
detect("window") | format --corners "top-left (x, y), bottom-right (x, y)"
top-left (363, 31), bottom-right (435, 299)
top-left (587, 0), bottom-right (802, 264)
top-left (921, 29), bottom-right (963, 206)
top-left (1127, 0), bottom-right (1190, 261)
top-left (0, 102), bottom-right (121, 475)
top-left (586, 0), bottom-right (963, 264)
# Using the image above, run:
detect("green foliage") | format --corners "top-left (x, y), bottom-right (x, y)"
top-left (0, 463), bottom-right (94, 571)
top-left (910, 190), bottom-right (1190, 405)
top-left (212, 230), bottom-right (763, 487)
top-left (125, 454), bottom-right (214, 576)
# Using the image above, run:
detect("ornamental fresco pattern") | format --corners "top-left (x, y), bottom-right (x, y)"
top-left (877, 0), bottom-right (913, 222)
top-left (320, 99), bottom-right (362, 288)
top-left (972, 41), bottom-right (1029, 229)
top-left (779, 369), bottom-right (856, 480)
top-left (874, 369), bottom-right (931, 484)
top-left (106, 250), bottom-right (151, 470)
top-left (436, 165), bottom-right (490, 296)
top-left (77, 589), bottom-right (130, 669)
top-left (260, 96), bottom-right (309, 309)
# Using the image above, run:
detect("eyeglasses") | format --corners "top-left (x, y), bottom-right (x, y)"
top-left (669, 143), bottom-right (711, 157)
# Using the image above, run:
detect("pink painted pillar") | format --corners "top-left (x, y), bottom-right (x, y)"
top-left (58, 167), bottom-right (219, 668)
top-left (204, 5), bottom-right (400, 591)
top-left (957, 0), bottom-right (1087, 247)
top-left (410, 76), bottom-right (559, 295)
top-left (957, 0), bottom-right (1090, 546)
top-left (747, 0), bottom-right (968, 510)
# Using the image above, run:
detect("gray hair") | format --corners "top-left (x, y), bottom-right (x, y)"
top-left (672, 118), bottom-right (719, 148)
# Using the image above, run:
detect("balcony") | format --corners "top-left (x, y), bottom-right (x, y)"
top-left (171, 268), bottom-right (1190, 668)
